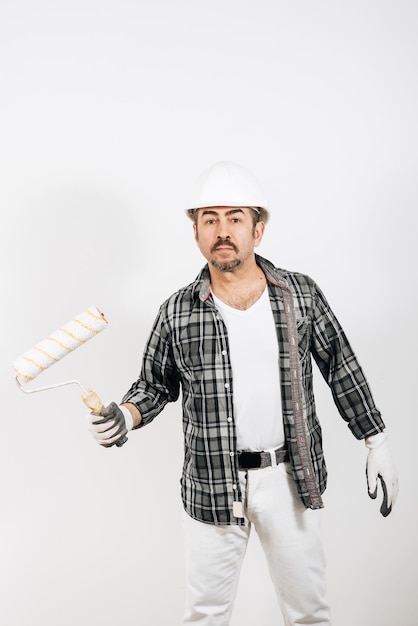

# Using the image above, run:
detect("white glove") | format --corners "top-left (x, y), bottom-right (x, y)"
top-left (88, 402), bottom-right (134, 448)
top-left (365, 431), bottom-right (399, 517)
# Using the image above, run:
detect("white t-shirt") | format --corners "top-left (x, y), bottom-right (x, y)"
top-left (212, 287), bottom-right (285, 451)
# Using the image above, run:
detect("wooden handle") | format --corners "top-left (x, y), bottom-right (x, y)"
top-left (81, 389), bottom-right (104, 413)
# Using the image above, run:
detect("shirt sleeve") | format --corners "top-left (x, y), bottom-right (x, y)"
top-left (310, 281), bottom-right (386, 439)
top-left (121, 306), bottom-right (181, 427)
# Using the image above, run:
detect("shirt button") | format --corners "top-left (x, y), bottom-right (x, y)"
top-left (232, 484), bottom-right (237, 490)
top-left (221, 350), bottom-right (227, 356)
top-left (227, 417), bottom-right (232, 423)
top-left (224, 383), bottom-right (230, 389)
top-left (229, 451), bottom-right (234, 457)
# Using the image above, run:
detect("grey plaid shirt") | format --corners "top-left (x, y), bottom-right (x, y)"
top-left (122, 255), bottom-right (385, 525)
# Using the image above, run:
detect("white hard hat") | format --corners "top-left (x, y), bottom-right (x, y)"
top-left (186, 161), bottom-right (269, 223)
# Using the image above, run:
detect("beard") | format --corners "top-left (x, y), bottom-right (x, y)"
top-left (211, 258), bottom-right (241, 272)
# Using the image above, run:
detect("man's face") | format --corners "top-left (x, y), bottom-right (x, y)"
top-left (193, 206), bottom-right (265, 272)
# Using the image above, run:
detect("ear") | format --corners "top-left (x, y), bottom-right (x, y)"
top-left (254, 221), bottom-right (265, 248)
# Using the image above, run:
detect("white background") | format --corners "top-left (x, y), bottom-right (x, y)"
top-left (1, 1), bottom-right (417, 625)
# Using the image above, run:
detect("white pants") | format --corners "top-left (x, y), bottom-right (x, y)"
top-left (182, 462), bottom-right (331, 626)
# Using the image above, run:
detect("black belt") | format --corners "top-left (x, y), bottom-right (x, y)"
top-left (238, 447), bottom-right (289, 470)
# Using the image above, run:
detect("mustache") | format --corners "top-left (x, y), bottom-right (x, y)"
top-left (211, 239), bottom-right (238, 253)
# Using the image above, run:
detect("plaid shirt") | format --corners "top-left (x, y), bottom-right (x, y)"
top-left (122, 255), bottom-right (385, 525)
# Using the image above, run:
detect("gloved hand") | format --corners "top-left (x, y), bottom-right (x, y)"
top-left (88, 402), bottom-right (133, 448)
top-left (365, 431), bottom-right (399, 517)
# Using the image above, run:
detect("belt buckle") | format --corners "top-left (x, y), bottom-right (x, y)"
top-left (238, 451), bottom-right (261, 469)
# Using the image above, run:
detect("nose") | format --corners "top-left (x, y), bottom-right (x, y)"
top-left (216, 220), bottom-right (231, 240)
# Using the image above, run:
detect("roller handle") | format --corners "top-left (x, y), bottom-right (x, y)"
top-left (81, 389), bottom-right (128, 447)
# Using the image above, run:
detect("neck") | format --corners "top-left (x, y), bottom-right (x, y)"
top-left (209, 257), bottom-right (267, 310)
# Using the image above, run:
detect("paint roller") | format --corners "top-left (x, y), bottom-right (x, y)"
top-left (12, 306), bottom-right (126, 444)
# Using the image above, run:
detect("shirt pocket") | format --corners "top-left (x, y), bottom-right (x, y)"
top-left (296, 316), bottom-right (311, 361)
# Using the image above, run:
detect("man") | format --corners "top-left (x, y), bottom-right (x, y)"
top-left (88, 161), bottom-right (398, 626)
